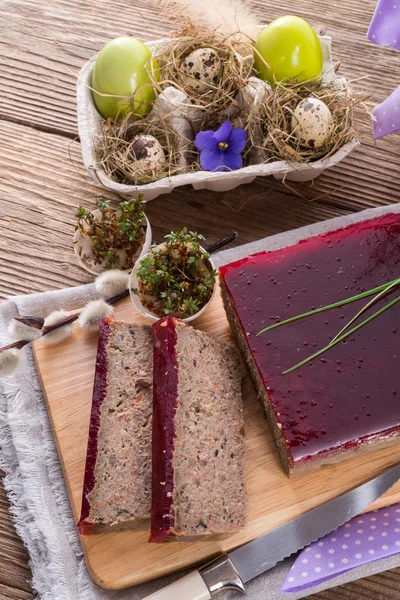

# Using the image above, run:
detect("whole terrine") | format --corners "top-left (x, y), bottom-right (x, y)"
top-left (150, 316), bottom-right (247, 542)
top-left (78, 318), bottom-right (153, 534)
top-left (219, 213), bottom-right (400, 475)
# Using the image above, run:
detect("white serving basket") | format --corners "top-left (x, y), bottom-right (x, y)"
top-left (76, 36), bottom-right (358, 201)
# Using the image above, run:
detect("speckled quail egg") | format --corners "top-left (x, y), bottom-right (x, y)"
top-left (291, 97), bottom-right (335, 149)
top-left (127, 135), bottom-right (166, 173)
top-left (180, 47), bottom-right (223, 95)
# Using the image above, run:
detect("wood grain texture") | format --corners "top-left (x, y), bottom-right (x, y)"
top-left (0, 0), bottom-right (399, 218)
top-left (0, 0), bottom-right (399, 136)
top-left (1, 0), bottom-right (400, 597)
top-left (0, 119), bottom-right (352, 299)
top-left (0, 583), bottom-right (33, 600)
top-left (309, 568), bottom-right (400, 600)
top-left (33, 294), bottom-right (400, 589)
top-left (0, 490), bottom-right (31, 593)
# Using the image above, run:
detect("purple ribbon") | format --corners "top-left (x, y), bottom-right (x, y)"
top-left (368, 0), bottom-right (400, 138)
top-left (368, 0), bottom-right (400, 50)
top-left (373, 85), bottom-right (400, 138)
top-left (281, 503), bottom-right (400, 594)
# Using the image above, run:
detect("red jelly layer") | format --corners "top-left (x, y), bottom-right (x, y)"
top-left (150, 316), bottom-right (180, 542)
top-left (219, 214), bottom-right (400, 465)
top-left (77, 318), bottom-right (111, 535)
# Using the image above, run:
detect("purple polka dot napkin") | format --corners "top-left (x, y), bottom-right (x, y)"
top-left (368, 0), bottom-right (400, 138)
top-left (368, 0), bottom-right (400, 50)
top-left (372, 84), bottom-right (400, 138)
top-left (281, 503), bottom-right (400, 594)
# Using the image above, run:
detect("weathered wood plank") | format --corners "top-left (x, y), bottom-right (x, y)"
top-left (1, 0), bottom-right (400, 598)
top-left (33, 290), bottom-right (400, 588)
top-left (2, 468), bottom-right (400, 600)
top-left (0, 478), bottom-right (32, 594)
top-left (290, 123), bottom-right (400, 211)
top-left (0, 0), bottom-right (171, 136)
top-left (309, 568), bottom-right (400, 599)
top-left (1, 0), bottom-right (399, 137)
top-left (0, 117), bottom-right (399, 597)
top-left (0, 119), bottom-right (352, 299)
top-left (1, 0), bottom-right (399, 221)
top-left (0, 583), bottom-right (33, 600)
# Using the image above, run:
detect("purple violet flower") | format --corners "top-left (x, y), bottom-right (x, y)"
top-left (194, 120), bottom-right (247, 172)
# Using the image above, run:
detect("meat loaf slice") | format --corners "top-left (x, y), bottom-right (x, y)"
top-left (150, 316), bottom-right (247, 542)
top-left (78, 318), bottom-right (153, 534)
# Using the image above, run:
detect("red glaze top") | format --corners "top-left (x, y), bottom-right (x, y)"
top-left (77, 318), bottom-right (111, 534)
top-left (219, 214), bottom-right (400, 465)
top-left (150, 316), bottom-right (180, 542)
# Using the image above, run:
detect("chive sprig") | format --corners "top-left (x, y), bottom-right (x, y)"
top-left (257, 277), bottom-right (400, 374)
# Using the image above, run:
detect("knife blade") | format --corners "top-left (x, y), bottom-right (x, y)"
top-left (143, 464), bottom-right (400, 599)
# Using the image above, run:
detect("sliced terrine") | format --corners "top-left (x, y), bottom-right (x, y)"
top-left (219, 213), bottom-right (400, 475)
top-left (150, 316), bottom-right (247, 542)
top-left (78, 318), bottom-right (153, 534)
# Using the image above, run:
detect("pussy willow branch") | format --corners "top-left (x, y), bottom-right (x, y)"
top-left (0, 289), bottom-right (130, 353)
top-left (14, 316), bottom-right (44, 329)
top-left (1, 340), bottom-right (30, 351)
top-left (1, 232), bottom-right (237, 354)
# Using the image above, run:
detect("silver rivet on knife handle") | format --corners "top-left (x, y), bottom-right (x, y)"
top-left (199, 554), bottom-right (245, 596)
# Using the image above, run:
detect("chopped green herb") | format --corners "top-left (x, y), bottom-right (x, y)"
top-left (75, 194), bottom-right (146, 270)
top-left (135, 228), bottom-right (216, 318)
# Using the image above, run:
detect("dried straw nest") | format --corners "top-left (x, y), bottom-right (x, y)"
top-left (94, 111), bottom-right (195, 185)
top-left (248, 77), bottom-right (364, 165)
top-left (153, 21), bottom-right (254, 120)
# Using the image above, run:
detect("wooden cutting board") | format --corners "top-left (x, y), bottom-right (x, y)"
top-left (33, 290), bottom-right (400, 590)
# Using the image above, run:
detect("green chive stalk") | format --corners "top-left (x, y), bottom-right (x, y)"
top-left (283, 295), bottom-right (400, 374)
top-left (257, 278), bottom-right (399, 337)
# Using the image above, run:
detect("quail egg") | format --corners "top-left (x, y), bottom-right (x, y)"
top-left (291, 97), bottom-right (335, 149)
top-left (127, 135), bottom-right (166, 173)
top-left (180, 47), bottom-right (223, 95)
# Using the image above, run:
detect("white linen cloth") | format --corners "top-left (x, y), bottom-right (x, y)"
top-left (1, 202), bottom-right (400, 600)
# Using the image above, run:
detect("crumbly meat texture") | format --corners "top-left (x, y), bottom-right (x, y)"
top-left (150, 317), bottom-right (247, 542)
top-left (220, 283), bottom-right (295, 475)
top-left (84, 322), bottom-right (153, 529)
top-left (173, 324), bottom-right (247, 537)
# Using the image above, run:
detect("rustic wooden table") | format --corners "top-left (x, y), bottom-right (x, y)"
top-left (0, 0), bottom-right (400, 598)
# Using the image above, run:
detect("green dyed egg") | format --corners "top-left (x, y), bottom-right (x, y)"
top-left (92, 36), bottom-right (159, 120)
top-left (255, 16), bottom-right (323, 85)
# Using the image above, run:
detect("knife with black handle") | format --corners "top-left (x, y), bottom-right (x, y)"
top-left (144, 464), bottom-right (400, 599)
